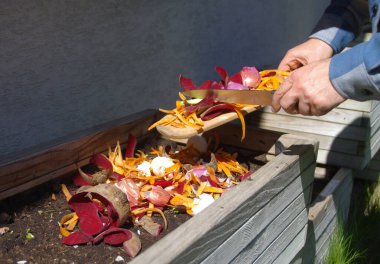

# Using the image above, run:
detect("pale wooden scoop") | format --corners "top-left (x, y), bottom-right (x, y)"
top-left (156, 105), bottom-right (259, 139)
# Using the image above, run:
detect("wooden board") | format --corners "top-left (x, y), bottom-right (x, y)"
top-left (0, 109), bottom-right (159, 200)
top-left (155, 105), bottom-right (259, 139)
top-left (201, 167), bottom-right (314, 263)
top-left (291, 168), bottom-right (353, 264)
top-left (247, 112), bottom-right (372, 141)
top-left (246, 98), bottom-right (380, 170)
top-left (338, 99), bottom-right (379, 112)
top-left (258, 105), bottom-right (364, 126)
top-left (251, 209), bottom-right (308, 264)
top-left (273, 224), bottom-right (308, 264)
top-left (130, 135), bottom-right (317, 264)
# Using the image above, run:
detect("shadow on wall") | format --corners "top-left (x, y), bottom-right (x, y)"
top-left (0, 0), bottom-right (329, 161)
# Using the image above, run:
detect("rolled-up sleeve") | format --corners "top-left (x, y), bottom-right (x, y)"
top-left (309, 0), bottom-right (369, 53)
top-left (308, 0), bottom-right (380, 101)
top-left (330, 33), bottom-right (380, 101)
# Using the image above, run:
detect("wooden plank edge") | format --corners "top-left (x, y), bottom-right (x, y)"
top-left (273, 224), bottom-right (308, 264)
top-left (130, 144), bottom-right (316, 264)
top-left (202, 171), bottom-right (314, 264)
top-left (251, 209), bottom-right (308, 264)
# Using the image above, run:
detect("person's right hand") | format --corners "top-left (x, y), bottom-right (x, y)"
top-left (278, 38), bottom-right (334, 71)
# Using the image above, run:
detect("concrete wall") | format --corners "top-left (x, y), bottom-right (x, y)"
top-left (0, 0), bottom-right (329, 162)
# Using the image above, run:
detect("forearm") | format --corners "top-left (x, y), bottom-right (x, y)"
top-left (310, 0), bottom-right (369, 53)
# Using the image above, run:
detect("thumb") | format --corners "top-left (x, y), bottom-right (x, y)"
top-left (271, 77), bottom-right (293, 112)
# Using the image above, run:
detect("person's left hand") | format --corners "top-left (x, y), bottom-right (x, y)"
top-left (271, 58), bottom-right (346, 116)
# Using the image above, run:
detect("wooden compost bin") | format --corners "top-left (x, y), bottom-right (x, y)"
top-left (0, 109), bottom-right (318, 263)
top-left (291, 168), bottom-right (353, 264)
top-left (246, 100), bottom-right (380, 170)
top-left (355, 149), bottom-right (380, 181)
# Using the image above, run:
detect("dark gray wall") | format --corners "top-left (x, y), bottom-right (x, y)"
top-left (0, 0), bottom-right (329, 161)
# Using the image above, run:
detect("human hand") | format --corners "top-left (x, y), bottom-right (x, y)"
top-left (278, 38), bottom-right (334, 71)
top-left (271, 58), bottom-right (346, 116)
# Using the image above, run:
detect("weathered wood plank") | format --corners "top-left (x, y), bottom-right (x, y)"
top-left (0, 109), bottom-right (159, 200)
top-left (354, 169), bottom-right (380, 181)
top-left (311, 183), bottom-right (351, 242)
top-left (300, 202), bottom-right (348, 264)
top-left (309, 168), bottom-right (353, 225)
top-left (294, 168), bottom-right (352, 264)
top-left (257, 129), bottom-right (361, 155)
top-left (246, 112), bottom-right (370, 141)
top-left (201, 169), bottom-right (313, 264)
top-left (369, 101), bottom-right (380, 125)
top-left (316, 149), bottom-right (367, 169)
top-left (204, 123), bottom-right (319, 157)
top-left (301, 216), bottom-right (337, 264)
top-left (338, 99), bottom-right (378, 112)
top-left (203, 123), bottom-right (284, 154)
top-left (273, 224), bottom-right (308, 264)
top-left (251, 209), bottom-right (308, 264)
top-left (130, 140), bottom-right (317, 264)
top-left (370, 126), bottom-right (380, 156)
top-left (257, 105), bottom-right (363, 126)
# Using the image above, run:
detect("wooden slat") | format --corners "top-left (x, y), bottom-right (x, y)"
top-left (338, 99), bottom-right (378, 112)
top-left (309, 168), bottom-right (353, 223)
top-left (203, 123), bottom-right (284, 154)
top-left (369, 101), bottom-right (380, 125)
top-left (273, 224), bottom-right (308, 264)
top-left (257, 105), bottom-right (363, 126)
top-left (228, 195), bottom-right (308, 264)
top-left (256, 129), bottom-right (361, 155)
top-left (296, 196), bottom-right (351, 264)
top-left (316, 149), bottom-right (367, 169)
top-left (354, 167), bottom-right (380, 181)
top-left (370, 126), bottom-right (380, 156)
top-left (293, 168), bottom-right (352, 264)
top-left (251, 209), bottom-right (308, 264)
top-left (370, 112), bottom-right (380, 137)
top-left (201, 167), bottom-right (314, 264)
top-left (247, 112), bottom-right (370, 141)
top-left (130, 137), bottom-right (317, 264)
top-left (0, 109), bottom-right (159, 200)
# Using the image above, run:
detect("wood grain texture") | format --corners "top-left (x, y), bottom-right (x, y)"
top-left (246, 98), bottom-right (380, 170)
top-left (251, 209), bottom-right (308, 264)
top-left (316, 149), bottom-right (368, 169)
top-left (258, 105), bottom-right (364, 126)
top-left (247, 112), bottom-right (370, 141)
top-left (156, 106), bottom-right (259, 139)
top-left (0, 110), bottom-right (158, 200)
top-left (228, 194), bottom-right (309, 264)
top-left (292, 168), bottom-right (353, 264)
top-left (338, 99), bottom-right (379, 112)
top-left (130, 137), bottom-right (317, 264)
top-left (273, 224), bottom-right (308, 264)
top-left (201, 168), bottom-right (314, 264)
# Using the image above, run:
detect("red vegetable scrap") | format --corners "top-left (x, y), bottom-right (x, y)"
top-left (61, 133), bottom-right (252, 258)
top-left (149, 66), bottom-right (289, 141)
top-left (61, 184), bottom-right (134, 250)
top-left (74, 153), bottom-right (113, 186)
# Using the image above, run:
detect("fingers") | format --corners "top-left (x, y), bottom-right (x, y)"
top-left (271, 77), bottom-right (293, 112)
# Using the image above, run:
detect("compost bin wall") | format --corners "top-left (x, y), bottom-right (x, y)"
top-left (0, 0), bottom-right (329, 162)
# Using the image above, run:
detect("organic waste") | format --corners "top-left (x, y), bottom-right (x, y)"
top-left (148, 66), bottom-right (289, 140)
top-left (59, 133), bottom-right (254, 258)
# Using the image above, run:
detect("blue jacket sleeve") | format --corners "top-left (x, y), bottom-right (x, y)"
top-left (309, 0), bottom-right (369, 53)
top-left (330, 33), bottom-right (380, 101)
top-left (309, 0), bottom-right (380, 101)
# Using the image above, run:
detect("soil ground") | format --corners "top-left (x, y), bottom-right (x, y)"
top-left (0, 176), bottom-right (191, 264)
